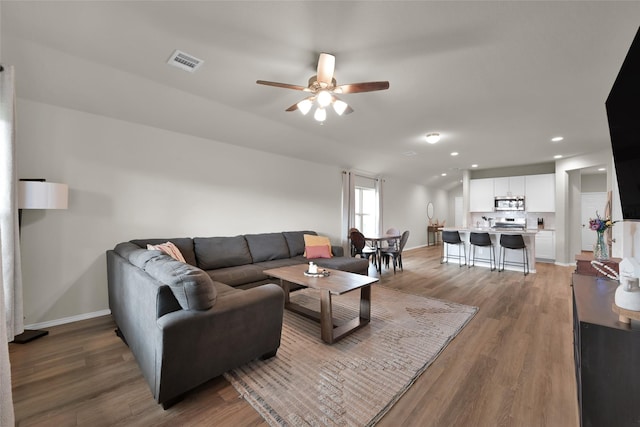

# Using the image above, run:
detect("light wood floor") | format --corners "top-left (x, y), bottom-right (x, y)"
top-left (10, 245), bottom-right (579, 426)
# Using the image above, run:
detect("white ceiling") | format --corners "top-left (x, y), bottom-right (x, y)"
top-left (2, 1), bottom-right (639, 189)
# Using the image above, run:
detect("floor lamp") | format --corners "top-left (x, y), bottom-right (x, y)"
top-left (13, 179), bottom-right (69, 344)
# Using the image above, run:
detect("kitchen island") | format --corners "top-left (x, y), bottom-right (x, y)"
top-left (441, 227), bottom-right (539, 273)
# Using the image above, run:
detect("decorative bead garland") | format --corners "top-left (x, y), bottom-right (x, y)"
top-left (590, 260), bottom-right (620, 281)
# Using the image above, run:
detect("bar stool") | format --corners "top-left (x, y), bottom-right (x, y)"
top-left (498, 234), bottom-right (529, 276)
top-left (469, 232), bottom-right (496, 271)
top-left (441, 230), bottom-right (466, 267)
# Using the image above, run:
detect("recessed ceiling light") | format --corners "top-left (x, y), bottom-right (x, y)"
top-left (426, 133), bottom-right (441, 144)
top-left (471, 164), bottom-right (478, 168)
top-left (554, 154), bottom-right (563, 159)
top-left (441, 173), bottom-right (447, 177)
top-left (551, 136), bottom-right (564, 142)
top-left (450, 152), bottom-right (459, 156)
top-left (598, 167), bottom-right (606, 171)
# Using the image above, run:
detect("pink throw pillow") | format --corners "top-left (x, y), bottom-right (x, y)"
top-left (305, 245), bottom-right (332, 259)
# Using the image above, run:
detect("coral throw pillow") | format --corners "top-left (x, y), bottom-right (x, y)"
top-left (303, 234), bottom-right (333, 258)
top-left (147, 241), bottom-right (187, 263)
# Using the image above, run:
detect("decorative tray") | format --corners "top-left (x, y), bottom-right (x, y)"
top-left (304, 270), bottom-right (330, 277)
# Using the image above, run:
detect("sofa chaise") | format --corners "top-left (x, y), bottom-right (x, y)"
top-left (106, 230), bottom-right (369, 407)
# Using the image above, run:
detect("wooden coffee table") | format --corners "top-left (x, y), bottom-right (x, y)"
top-left (264, 264), bottom-right (379, 344)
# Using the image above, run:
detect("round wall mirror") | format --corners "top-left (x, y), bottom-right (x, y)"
top-left (427, 202), bottom-right (434, 219)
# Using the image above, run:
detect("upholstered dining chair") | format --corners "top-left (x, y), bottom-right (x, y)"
top-left (380, 230), bottom-right (410, 273)
top-left (349, 230), bottom-right (377, 266)
top-left (385, 227), bottom-right (400, 250)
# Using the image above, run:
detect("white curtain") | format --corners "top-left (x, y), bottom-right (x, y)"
top-left (340, 171), bottom-right (354, 250)
top-left (375, 178), bottom-right (384, 235)
top-left (341, 170), bottom-right (384, 247)
top-left (0, 64), bottom-right (22, 426)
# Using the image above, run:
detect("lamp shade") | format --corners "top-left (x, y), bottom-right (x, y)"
top-left (18, 181), bottom-right (68, 209)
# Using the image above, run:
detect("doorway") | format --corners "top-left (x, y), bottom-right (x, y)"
top-left (581, 192), bottom-right (607, 252)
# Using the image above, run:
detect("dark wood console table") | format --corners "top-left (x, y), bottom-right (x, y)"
top-left (572, 273), bottom-right (640, 426)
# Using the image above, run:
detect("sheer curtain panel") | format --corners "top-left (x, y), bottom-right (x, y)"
top-left (0, 64), bottom-right (22, 426)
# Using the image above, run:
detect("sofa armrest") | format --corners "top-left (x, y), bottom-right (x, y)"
top-left (332, 245), bottom-right (344, 257)
top-left (154, 283), bottom-right (285, 403)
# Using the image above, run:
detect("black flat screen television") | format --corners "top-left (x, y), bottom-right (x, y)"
top-left (607, 27), bottom-right (640, 220)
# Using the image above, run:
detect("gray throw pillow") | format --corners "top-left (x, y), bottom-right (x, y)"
top-left (143, 256), bottom-right (217, 311)
top-left (129, 248), bottom-right (165, 269)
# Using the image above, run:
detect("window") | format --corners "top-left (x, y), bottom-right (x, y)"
top-left (354, 186), bottom-right (377, 236)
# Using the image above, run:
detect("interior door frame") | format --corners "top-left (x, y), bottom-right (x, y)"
top-left (581, 192), bottom-right (608, 252)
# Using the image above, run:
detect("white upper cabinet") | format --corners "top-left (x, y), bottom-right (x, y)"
top-left (494, 176), bottom-right (525, 196)
top-left (469, 178), bottom-right (495, 212)
top-left (525, 174), bottom-right (555, 212)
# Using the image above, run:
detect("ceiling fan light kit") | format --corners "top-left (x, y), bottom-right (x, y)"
top-left (332, 99), bottom-right (348, 115)
top-left (257, 52), bottom-right (389, 123)
top-left (314, 107), bottom-right (327, 122)
top-left (297, 98), bottom-right (313, 115)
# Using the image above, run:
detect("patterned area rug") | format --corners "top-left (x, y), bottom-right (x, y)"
top-left (224, 285), bottom-right (477, 426)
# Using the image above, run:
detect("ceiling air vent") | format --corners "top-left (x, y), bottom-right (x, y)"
top-left (167, 49), bottom-right (203, 73)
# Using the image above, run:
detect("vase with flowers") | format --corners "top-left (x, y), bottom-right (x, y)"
top-left (589, 212), bottom-right (617, 261)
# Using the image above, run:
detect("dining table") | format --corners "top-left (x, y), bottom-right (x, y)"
top-left (364, 233), bottom-right (401, 274)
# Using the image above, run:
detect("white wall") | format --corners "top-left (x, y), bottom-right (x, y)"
top-left (382, 178), bottom-right (448, 250)
top-left (555, 149), bottom-right (613, 264)
top-left (17, 99), bottom-right (345, 325)
top-left (447, 184), bottom-right (463, 226)
top-left (17, 99), bottom-right (444, 326)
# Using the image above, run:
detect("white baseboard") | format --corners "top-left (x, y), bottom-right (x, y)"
top-left (555, 261), bottom-right (575, 267)
top-left (25, 309), bottom-right (111, 330)
top-left (405, 244), bottom-right (428, 251)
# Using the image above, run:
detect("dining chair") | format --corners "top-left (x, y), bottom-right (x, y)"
top-left (349, 231), bottom-right (378, 266)
top-left (380, 230), bottom-right (410, 273)
top-left (385, 227), bottom-right (400, 250)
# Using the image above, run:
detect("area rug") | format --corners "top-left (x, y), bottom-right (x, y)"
top-left (224, 285), bottom-right (477, 427)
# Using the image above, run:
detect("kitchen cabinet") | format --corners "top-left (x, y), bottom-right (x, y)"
top-left (534, 230), bottom-right (555, 261)
top-left (494, 176), bottom-right (525, 196)
top-left (469, 178), bottom-right (494, 212)
top-left (573, 273), bottom-right (640, 427)
top-left (525, 173), bottom-right (555, 212)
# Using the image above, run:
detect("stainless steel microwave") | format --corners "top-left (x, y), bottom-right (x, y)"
top-left (494, 196), bottom-right (525, 211)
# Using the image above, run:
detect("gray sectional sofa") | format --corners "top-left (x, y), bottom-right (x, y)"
top-left (106, 230), bottom-right (369, 407)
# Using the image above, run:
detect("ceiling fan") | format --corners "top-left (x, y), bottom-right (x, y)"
top-left (256, 53), bottom-right (389, 122)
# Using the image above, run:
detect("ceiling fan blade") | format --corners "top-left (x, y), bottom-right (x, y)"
top-left (256, 80), bottom-right (308, 91)
top-left (285, 102), bottom-right (299, 112)
top-left (316, 53), bottom-right (335, 86)
top-left (335, 81), bottom-right (390, 94)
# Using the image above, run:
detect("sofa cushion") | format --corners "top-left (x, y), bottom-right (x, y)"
top-left (283, 231), bottom-right (316, 257)
top-left (130, 238), bottom-right (197, 266)
top-left (206, 263), bottom-right (267, 288)
top-left (143, 254), bottom-right (217, 311)
top-left (114, 242), bottom-right (146, 260)
top-left (194, 236), bottom-right (253, 269)
top-left (304, 234), bottom-right (333, 257)
top-left (245, 233), bottom-right (290, 262)
top-left (129, 248), bottom-right (165, 269)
